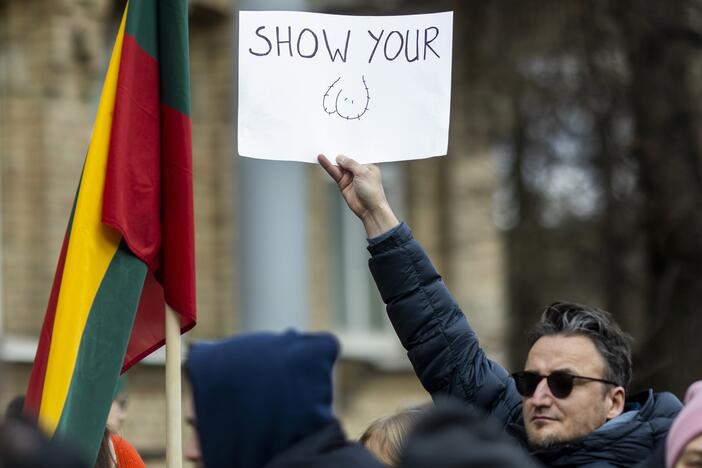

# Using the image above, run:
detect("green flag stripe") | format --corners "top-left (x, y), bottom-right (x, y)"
top-left (158, 0), bottom-right (191, 116)
top-left (55, 242), bottom-right (147, 465)
top-left (125, 0), bottom-right (158, 60)
top-left (125, 0), bottom-right (191, 116)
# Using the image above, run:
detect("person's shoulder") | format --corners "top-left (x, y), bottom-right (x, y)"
top-left (628, 388), bottom-right (682, 421)
top-left (264, 441), bottom-right (383, 468)
top-left (110, 433), bottom-right (146, 468)
top-left (654, 390), bottom-right (684, 404)
top-left (649, 390), bottom-right (683, 416)
top-left (325, 442), bottom-right (385, 468)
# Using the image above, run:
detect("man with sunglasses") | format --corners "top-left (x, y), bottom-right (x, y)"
top-left (319, 154), bottom-right (683, 466)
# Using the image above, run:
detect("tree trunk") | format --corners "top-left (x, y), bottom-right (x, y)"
top-left (615, 0), bottom-right (702, 396)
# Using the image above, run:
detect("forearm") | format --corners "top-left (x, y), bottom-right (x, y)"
top-left (360, 202), bottom-right (400, 238)
top-left (367, 224), bottom-right (518, 417)
top-left (368, 225), bottom-right (463, 351)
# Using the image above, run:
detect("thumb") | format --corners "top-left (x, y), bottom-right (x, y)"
top-left (336, 155), bottom-right (364, 176)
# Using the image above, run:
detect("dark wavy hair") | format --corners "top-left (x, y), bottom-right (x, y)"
top-left (528, 302), bottom-right (634, 391)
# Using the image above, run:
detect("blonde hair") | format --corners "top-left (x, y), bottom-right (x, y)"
top-left (360, 407), bottom-right (424, 467)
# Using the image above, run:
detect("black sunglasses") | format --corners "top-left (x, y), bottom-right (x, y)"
top-left (511, 370), bottom-right (618, 399)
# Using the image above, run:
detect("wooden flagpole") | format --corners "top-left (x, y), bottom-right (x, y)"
top-left (165, 306), bottom-right (182, 468)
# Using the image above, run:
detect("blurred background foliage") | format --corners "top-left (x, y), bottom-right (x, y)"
top-left (428, 0), bottom-right (702, 395)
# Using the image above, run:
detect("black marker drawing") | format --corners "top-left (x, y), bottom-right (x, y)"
top-left (322, 75), bottom-right (370, 120)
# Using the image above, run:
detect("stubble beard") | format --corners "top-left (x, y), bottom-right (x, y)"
top-left (526, 425), bottom-right (573, 452)
top-left (528, 434), bottom-right (567, 451)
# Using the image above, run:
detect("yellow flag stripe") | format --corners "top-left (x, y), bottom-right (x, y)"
top-left (38, 7), bottom-right (128, 434)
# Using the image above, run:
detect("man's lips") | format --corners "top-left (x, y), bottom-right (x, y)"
top-left (531, 416), bottom-right (558, 422)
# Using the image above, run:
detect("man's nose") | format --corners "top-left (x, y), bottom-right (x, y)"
top-left (530, 377), bottom-right (554, 406)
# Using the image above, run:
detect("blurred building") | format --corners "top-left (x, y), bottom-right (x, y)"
top-left (0, 0), bottom-right (506, 465)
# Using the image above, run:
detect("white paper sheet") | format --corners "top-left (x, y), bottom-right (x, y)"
top-left (237, 11), bottom-right (453, 164)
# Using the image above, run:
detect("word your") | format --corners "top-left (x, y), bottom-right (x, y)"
top-left (248, 26), bottom-right (441, 63)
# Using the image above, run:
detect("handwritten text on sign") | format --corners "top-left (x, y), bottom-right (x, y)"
top-left (237, 11), bottom-right (453, 163)
top-left (248, 25), bottom-right (442, 63)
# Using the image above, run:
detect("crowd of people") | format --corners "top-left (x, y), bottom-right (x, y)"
top-left (3, 155), bottom-right (702, 467)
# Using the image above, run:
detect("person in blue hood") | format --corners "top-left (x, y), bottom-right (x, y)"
top-left (184, 330), bottom-right (384, 468)
top-left (319, 154), bottom-right (683, 467)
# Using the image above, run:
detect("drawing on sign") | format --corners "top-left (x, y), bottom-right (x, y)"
top-left (322, 75), bottom-right (370, 120)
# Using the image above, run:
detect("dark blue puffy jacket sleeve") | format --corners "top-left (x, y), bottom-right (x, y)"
top-left (368, 223), bottom-right (522, 426)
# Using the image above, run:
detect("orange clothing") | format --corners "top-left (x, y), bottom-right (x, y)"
top-left (110, 434), bottom-right (146, 468)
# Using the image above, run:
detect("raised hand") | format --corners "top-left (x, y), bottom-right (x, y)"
top-left (318, 154), bottom-right (400, 237)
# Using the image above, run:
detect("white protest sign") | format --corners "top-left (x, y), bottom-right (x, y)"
top-left (237, 11), bottom-right (453, 164)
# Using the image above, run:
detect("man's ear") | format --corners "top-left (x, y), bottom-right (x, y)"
top-left (606, 386), bottom-right (626, 420)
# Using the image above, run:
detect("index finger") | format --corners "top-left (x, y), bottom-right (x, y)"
top-left (318, 154), bottom-right (343, 183)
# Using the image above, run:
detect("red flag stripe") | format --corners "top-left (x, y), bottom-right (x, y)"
top-left (24, 232), bottom-right (70, 417)
top-left (102, 33), bottom-right (161, 273)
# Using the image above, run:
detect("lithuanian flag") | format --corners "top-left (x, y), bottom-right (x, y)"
top-left (24, 0), bottom-right (196, 463)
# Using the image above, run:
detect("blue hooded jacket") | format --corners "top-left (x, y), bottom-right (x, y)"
top-left (185, 330), bottom-right (381, 468)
